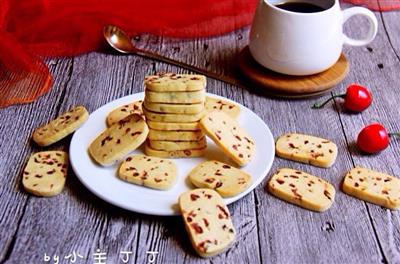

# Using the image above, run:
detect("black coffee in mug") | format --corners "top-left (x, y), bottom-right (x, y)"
top-left (275, 2), bottom-right (325, 13)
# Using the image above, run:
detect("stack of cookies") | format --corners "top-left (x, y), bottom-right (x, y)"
top-left (143, 73), bottom-right (207, 158)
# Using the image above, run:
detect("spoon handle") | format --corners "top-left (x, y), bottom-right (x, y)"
top-left (135, 49), bottom-right (241, 87)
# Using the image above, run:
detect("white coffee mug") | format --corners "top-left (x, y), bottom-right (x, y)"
top-left (249, 0), bottom-right (378, 75)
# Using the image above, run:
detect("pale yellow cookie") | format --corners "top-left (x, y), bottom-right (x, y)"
top-left (145, 143), bottom-right (206, 158)
top-left (143, 100), bottom-right (204, 114)
top-left (148, 138), bottom-right (207, 151)
top-left (32, 106), bottom-right (89, 146)
top-left (179, 189), bottom-right (236, 258)
top-left (188, 160), bottom-right (251, 197)
top-left (342, 167), bottom-right (400, 210)
top-left (148, 129), bottom-right (204, 141)
top-left (144, 90), bottom-right (205, 104)
top-left (267, 168), bottom-right (335, 212)
top-left (145, 73), bottom-right (206, 92)
top-left (275, 133), bottom-right (338, 168)
top-left (200, 111), bottom-right (255, 166)
top-left (143, 107), bottom-right (205, 123)
top-left (118, 155), bottom-right (177, 190)
top-left (147, 120), bottom-right (201, 131)
top-left (106, 100), bottom-right (143, 126)
top-left (205, 97), bottom-right (240, 119)
top-left (22, 151), bottom-right (68, 197)
top-left (88, 114), bottom-right (149, 166)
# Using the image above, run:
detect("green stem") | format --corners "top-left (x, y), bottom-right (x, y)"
top-left (389, 133), bottom-right (400, 137)
top-left (311, 94), bottom-right (345, 109)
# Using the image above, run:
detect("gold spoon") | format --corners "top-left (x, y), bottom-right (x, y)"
top-left (103, 25), bottom-right (239, 86)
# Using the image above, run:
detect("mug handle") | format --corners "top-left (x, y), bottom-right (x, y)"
top-left (342, 7), bottom-right (378, 46)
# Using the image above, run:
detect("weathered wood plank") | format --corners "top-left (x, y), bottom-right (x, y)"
top-left (336, 8), bottom-right (400, 262)
top-left (0, 58), bottom-right (73, 263)
top-left (379, 10), bottom-right (400, 62)
top-left (253, 95), bottom-right (384, 263)
top-left (1, 50), bottom-right (153, 262)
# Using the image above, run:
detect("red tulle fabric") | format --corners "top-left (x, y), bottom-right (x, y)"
top-left (0, 0), bottom-right (398, 108)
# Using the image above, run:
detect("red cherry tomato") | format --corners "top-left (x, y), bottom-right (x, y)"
top-left (343, 84), bottom-right (372, 112)
top-left (357, 123), bottom-right (389, 154)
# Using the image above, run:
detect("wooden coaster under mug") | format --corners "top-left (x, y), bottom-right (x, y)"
top-left (237, 46), bottom-right (349, 98)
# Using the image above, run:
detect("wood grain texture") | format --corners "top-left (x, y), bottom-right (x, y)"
top-left (336, 6), bottom-right (400, 263)
top-left (0, 58), bottom-right (73, 263)
top-left (0, 40), bottom-right (154, 263)
top-left (1, 5), bottom-right (400, 264)
top-left (252, 95), bottom-right (383, 263)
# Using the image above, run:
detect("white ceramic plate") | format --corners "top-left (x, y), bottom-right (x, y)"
top-left (70, 92), bottom-right (274, 216)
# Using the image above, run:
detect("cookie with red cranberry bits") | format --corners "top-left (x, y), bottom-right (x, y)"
top-left (267, 168), bottom-right (335, 212)
top-left (88, 114), bottom-right (149, 166)
top-left (145, 143), bottom-right (206, 158)
top-left (143, 100), bottom-right (204, 114)
top-left (118, 155), bottom-right (177, 190)
top-left (147, 120), bottom-right (201, 131)
top-left (148, 129), bottom-right (205, 141)
top-left (179, 189), bottom-right (236, 258)
top-left (145, 73), bottom-right (206, 92)
top-left (145, 90), bottom-right (205, 104)
top-left (188, 160), bottom-right (252, 197)
top-left (200, 111), bottom-right (255, 166)
top-left (143, 107), bottom-right (205, 123)
top-left (22, 151), bottom-right (68, 197)
top-left (149, 137), bottom-right (207, 151)
top-left (106, 100), bottom-right (143, 127)
top-left (32, 106), bottom-right (89, 146)
top-left (275, 133), bottom-right (338, 168)
top-left (342, 167), bottom-right (400, 210)
top-left (205, 97), bottom-right (240, 119)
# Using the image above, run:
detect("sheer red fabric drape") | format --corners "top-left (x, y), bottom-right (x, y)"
top-left (0, 0), bottom-right (398, 108)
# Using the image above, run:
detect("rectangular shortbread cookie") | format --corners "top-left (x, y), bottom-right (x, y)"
top-left (343, 167), bottom-right (400, 210)
top-left (275, 133), bottom-right (338, 168)
top-left (179, 189), bottom-right (236, 257)
top-left (268, 168), bottom-right (335, 212)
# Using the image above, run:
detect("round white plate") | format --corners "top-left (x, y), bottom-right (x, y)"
top-left (70, 92), bottom-right (275, 216)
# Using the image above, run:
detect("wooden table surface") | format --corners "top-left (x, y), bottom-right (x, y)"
top-left (1, 5), bottom-right (400, 264)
